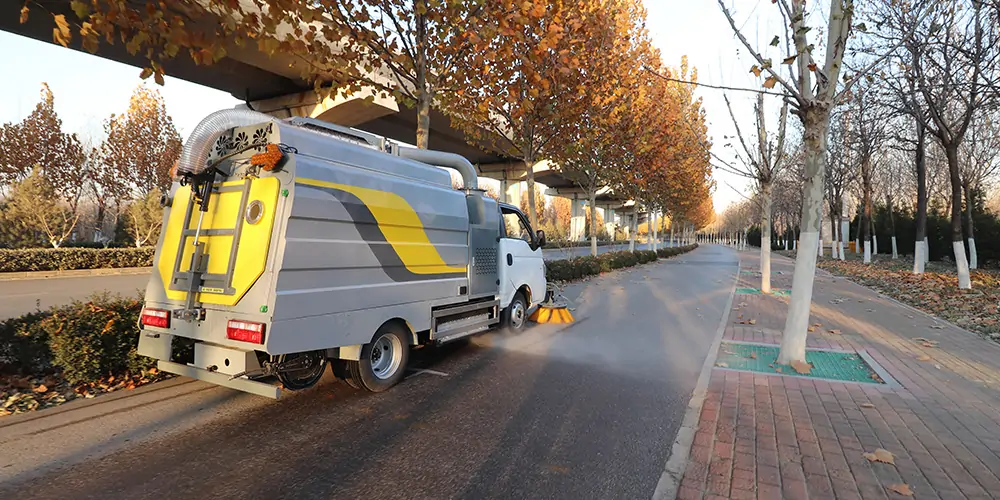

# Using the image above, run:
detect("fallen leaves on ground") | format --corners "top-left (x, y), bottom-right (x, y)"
top-left (828, 329), bottom-right (842, 335)
top-left (817, 258), bottom-right (1000, 344)
top-left (916, 354), bottom-right (932, 362)
top-left (749, 352), bottom-right (758, 359)
top-left (1, 369), bottom-right (168, 417)
top-left (888, 483), bottom-right (913, 496)
top-left (863, 448), bottom-right (896, 464)
top-left (791, 360), bottom-right (812, 375)
top-left (716, 362), bottom-right (729, 368)
top-left (860, 403), bottom-right (875, 408)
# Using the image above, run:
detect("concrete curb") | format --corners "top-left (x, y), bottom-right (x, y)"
top-left (652, 254), bottom-right (741, 500)
top-left (0, 267), bottom-right (152, 281)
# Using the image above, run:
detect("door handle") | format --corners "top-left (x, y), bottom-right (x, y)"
top-left (507, 254), bottom-right (513, 266)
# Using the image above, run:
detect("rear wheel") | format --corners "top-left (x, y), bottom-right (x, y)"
top-left (347, 323), bottom-right (410, 392)
top-left (502, 291), bottom-right (528, 332)
top-left (276, 350), bottom-right (328, 391)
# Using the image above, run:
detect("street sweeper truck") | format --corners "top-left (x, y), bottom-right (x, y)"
top-left (137, 109), bottom-right (548, 399)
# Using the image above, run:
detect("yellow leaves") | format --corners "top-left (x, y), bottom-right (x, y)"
top-left (888, 483), bottom-right (913, 496)
top-left (763, 77), bottom-right (778, 89)
top-left (790, 360), bottom-right (812, 374)
top-left (782, 55), bottom-right (798, 65)
top-left (916, 354), bottom-right (932, 362)
top-left (70, 0), bottom-right (90, 19)
top-left (33, 384), bottom-right (48, 394)
top-left (139, 67), bottom-right (154, 80)
top-left (53, 14), bottom-right (72, 48)
top-left (20, 5), bottom-right (29, 24)
top-left (863, 448), bottom-right (895, 464)
top-left (750, 65), bottom-right (762, 77)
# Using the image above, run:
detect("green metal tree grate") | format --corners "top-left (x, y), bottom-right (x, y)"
top-left (735, 287), bottom-right (791, 296)
top-left (715, 341), bottom-right (887, 384)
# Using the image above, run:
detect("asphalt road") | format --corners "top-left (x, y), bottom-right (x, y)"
top-left (0, 241), bottom-right (681, 320)
top-left (0, 244), bottom-right (737, 500)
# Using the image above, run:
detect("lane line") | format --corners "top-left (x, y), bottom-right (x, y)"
top-left (404, 368), bottom-right (450, 379)
top-left (652, 247), bottom-right (740, 500)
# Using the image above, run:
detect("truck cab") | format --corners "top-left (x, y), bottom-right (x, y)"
top-left (498, 203), bottom-right (547, 332)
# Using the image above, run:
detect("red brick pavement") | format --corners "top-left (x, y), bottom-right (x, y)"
top-left (678, 250), bottom-right (1000, 500)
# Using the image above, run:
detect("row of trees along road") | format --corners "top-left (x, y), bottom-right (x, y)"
top-left (0, 84), bottom-right (181, 248)
top-left (710, 0), bottom-right (1000, 364)
top-left (21, 0), bottom-right (715, 254)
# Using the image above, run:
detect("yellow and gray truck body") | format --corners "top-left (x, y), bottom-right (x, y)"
top-left (137, 110), bottom-right (547, 398)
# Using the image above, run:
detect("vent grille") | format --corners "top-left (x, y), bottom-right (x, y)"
top-left (474, 247), bottom-right (497, 275)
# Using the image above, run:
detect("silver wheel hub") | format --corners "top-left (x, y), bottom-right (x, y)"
top-left (370, 333), bottom-right (402, 380)
top-left (511, 301), bottom-right (525, 329)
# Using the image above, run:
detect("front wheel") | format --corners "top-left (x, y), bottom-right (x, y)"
top-left (346, 323), bottom-right (410, 392)
top-left (502, 291), bottom-right (528, 332)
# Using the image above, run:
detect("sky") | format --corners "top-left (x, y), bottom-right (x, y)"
top-left (0, 1), bottom-right (790, 214)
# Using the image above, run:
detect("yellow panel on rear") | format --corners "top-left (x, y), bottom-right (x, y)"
top-left (158, 177), bottom-right (281, 306)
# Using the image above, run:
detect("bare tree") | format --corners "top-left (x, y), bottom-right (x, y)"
top-left (826, 109), bottom-right (857, 260)
top-left (845, 82), bottom-right (889, 264)
top-left (720, 93), bottom-right (788, 292)
top-left (911, 0), bottom-right (999, 288)
top-left (716, 0), bottom-right (929, 363)
top-left (960, 110), bottom-right (1000, 268)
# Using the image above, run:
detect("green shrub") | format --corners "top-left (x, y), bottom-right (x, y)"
top-left (0, 310), bottom-right (53, 374)
top-left (41, 292), bottom-right (152, 385)
top-left (0, 247), bottom-right (154, 273)
top-left (545, 245), bottom-right (698, 282)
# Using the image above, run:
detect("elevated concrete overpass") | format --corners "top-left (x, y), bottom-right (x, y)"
top-left (2, 3), bottom-right (651, 241)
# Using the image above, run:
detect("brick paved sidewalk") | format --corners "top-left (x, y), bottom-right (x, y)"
top-left (678, 249), bottom-right (1000, 500)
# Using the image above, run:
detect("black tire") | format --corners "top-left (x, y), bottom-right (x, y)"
top-left (346, 323), bottom-right (410, 392)
top-left (331, 360), bottom-right (361, 389)
top-left (502, 291), bottom-right (529, 332)
top-left (275, 351), bottom-right (328, 391)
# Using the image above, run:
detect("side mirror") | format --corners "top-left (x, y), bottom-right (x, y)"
top-left (536, 229), bottom-right (546, 248)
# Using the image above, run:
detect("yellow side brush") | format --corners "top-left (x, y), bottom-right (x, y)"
top-left (528, 285), bottom-right (575, 324)
top-left (529, 305), bottom-right (575, 324)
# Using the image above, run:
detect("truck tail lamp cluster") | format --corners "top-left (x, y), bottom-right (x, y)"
top-left (227, 320), bottom-right (265, 344)
top-left (140, 308), bottom-right (170, 329)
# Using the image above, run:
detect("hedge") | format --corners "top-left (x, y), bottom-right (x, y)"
top-left (545, 244), bottom-right (697, 281)
top-left (0, 293), bottom-right (154, 385)
top-left (0, 247), bottom-right (154, 273)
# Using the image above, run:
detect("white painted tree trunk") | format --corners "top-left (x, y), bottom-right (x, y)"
top-left (838, 241), bottom-right (845, 261)
top-left (969, 238), bottom-right (977, 270)
top-left (891, 236), bottom-right (898, 259)
top-left (793, 239), bottom-right (797, 251)
top-left (778, 109), bottom-right (830, 366)
top-left (873, 235), bottom-right (879, 256)
top-left (954, 241), bottom-right (971, 289)
top-left (924, 237), bottom-right (929, 263)
top-left (669, 224), bottom-right (674, 248)
top-left (651, 211), bottom-right (658, 252)
top-left (629, 213), bottom-right (636, 252)
top-left (761, 184), bottom-right (772, 294)
top-left (854, 239), bottom-right (859, 254)
top-left (784, 237), bottom-right (789, 251)
top-left (863, 241), bottom-right (871, 264)
top-left (831, 235), bottom-right (839, 259)
top-left (817, 236), bottom-right (823, 257)
top-left (913, 241), bottom-right (926, 274)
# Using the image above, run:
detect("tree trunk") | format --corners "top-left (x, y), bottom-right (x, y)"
top-left (837, 196), bottom-right (845, 260)
top-left (589, 189), bottom-right (598, 257)
top-left (779, 109), bottom-right (830, 365)
top-left (524, 158), bottom-right (539, 231)
top-left (652, 211), bottom-right (659, 252)
top-left (965, 180), bottom-right (977, 269)
top-left (946, 145), bottom-right (971, 289)
top-left (761, 182), bottom-right (773, 294)
top-left (414, 11), bottom-right (431, 150)
top-left (888, 195), bottom-right (898, 259)
top-left (914, 123), bottom-right (928, 273)
top-left (670, 223), bottom-right (675, 248)
top-left (871, 218), bottom-right (878, 256)
top-left (829, 203), bottom-right (839, 259)
top-left (629, 210), bottom-right (636, 252)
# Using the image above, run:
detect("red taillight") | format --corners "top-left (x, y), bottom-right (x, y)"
top-left (227, 320), bottom-right (265, 344)
top-left (141, 308), bottom-right (170, 328)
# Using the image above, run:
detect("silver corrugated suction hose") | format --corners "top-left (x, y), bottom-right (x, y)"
top-left (177, 108), bottom-right (277, 175)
